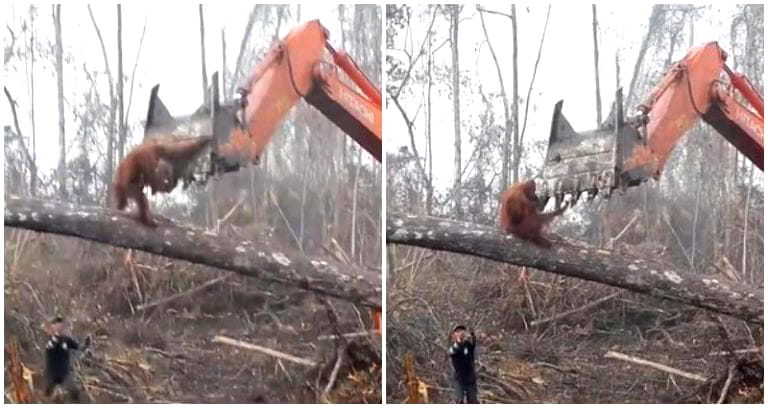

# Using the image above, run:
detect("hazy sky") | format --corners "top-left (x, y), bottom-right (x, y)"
top-left (385, 4), bottom-right (743, 190)
top-left (3, 4), bottom-right (355, 172)
top-left (1, 3), bottom-right (750, 189)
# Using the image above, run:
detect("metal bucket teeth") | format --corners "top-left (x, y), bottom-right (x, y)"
top-left (536, 89), bottom-right (644, 206)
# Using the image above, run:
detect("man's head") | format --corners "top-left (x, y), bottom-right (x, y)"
top-left (48, 316), bottom-right (66, 336)
top-left (450, 325), bottom-right (471, 343)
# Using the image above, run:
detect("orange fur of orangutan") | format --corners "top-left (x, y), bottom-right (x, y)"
top-left (499, 180), bottom-right (566, 248)
top-left (112, 137), bottom-right (212, 227)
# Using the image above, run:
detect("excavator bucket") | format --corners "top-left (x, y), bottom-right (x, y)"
top-left (536, 89), bottom-right (647, 206)
top-left (144, 72), bottom-right (244, 185)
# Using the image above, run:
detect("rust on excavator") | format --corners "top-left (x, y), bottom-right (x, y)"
top-left (538, 41), bottom-right (763, 206)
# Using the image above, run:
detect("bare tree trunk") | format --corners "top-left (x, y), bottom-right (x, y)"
top-left (88, 5), bottom-right (116, 188)
top-left (691, 178), bottom-right (701, 271)
top-left (26, 11), bottom-right (38, 196)
top-left (299, 166), bottom-right (308, 253)
top-left (592, 5), bottom-right (602, 126)
top-left (511, 5), bottom-right (520, 183)
top-left (6, 196), bottom-right (381, 308)
top-left (4, 87), bottom-right (37, 196)
top-left (625, 5), bottom-right (664, 110)
top-left (338, 5), bottom-right (346, 45)
top-left (199, 4), bottom-right (209, 104)
top-left (53, 5), bottom-right (66, 198)
top-left (426, 27), bottom-right (434, 215)
top-left (117, 5), bottom-right (126, 160)
top-left (519, 6), bottom-right (551, 150)
top-left (335, 4), bottom-right (347, 239)
top-left (123, 18), bottom-right (147, 128)
top-left (273, 6), bottom-right (285, 41)
top-left (450, 5), bottom-right (463, 217)
top-left (221, 28), bottom-right (227, 94)
top-left (231, 5), bottom-right (260, 94)
top-left (387, 213), bottom-right (763, 324)
top-left (743, 166), bottom-right (754, 283)
top-left (478, 7), bottom-right (511, 193)
top-left (351, 149), bottom-right (362, 259)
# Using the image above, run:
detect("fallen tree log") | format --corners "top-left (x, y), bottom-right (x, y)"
top-left (387, 213), bottom-right (762, 325)
top-left (4, 196), bottom-right (380, 308)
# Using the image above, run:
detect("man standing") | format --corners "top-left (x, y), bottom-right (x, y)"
top-left (44, 316), bottom-right (89, 401)
top-left (448, 325), bottom-right (479, 403)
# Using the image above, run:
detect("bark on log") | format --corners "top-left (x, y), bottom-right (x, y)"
top-left (4, 196), bottom-right (380, 308)
top-left (387, 214), bottom-right (762, 325)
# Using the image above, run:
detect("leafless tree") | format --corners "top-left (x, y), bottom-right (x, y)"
top-left (199, 5), bottom-right (209, 104)
top-left (53, 4), bottom-right (66, 197)
top-left (117, 5), bottom-right (126, 160)
top-left (87, 5), bottom-right (116, 186)
top-left (450, 5), bottom-right (463, 217)
top-left (592, 5), bottom-right (602, 126)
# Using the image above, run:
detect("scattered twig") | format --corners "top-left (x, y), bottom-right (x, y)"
top-left (268, 191), bottom-right (304, 253)
top-left (604, 351), bottom-right (707, 382)
top-left (136, 274), bottom-right (232, 311)
top-left (317, 296), bottom-right (347, 349)
top-left (330, 237), bottom-right (352, 264)
top-left (83, 380), bottom-right (132, 403)
top-left (708, 313), bottom-right (736, 358)
top-left (717, 364), bottom-right (736, 403)
top-left (145, 347), bottom-right (188, 360)
top-left (323, 346), bottom-right (345, 396)
top-left (478, 371), bottom-right (530, 400)
top-left (21, 281), bottom-right (47, 317)
top-left (124, 249), bottom-right (144, 304)
top-left (215, 195), bottom-right (245, 232)
top-left (519, 268), bottom-right (537, 318)
top-left (531, 291), bottom-right (621, 327)
top-left (318, 331), bottom-right (376, 341)
top-left (531, 361), bottom-right (580, 375)
top-left (213, 335), bottom-right (317, 367)
top-left (709, 348), bottom-right (761, 356)
top-left (607, 214), bottom-right (639, 249)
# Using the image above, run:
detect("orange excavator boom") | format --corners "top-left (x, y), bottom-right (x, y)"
top-left (143, 20), bottom-right (381, 182)
top-left (538, 42), bottom-right (763, 205)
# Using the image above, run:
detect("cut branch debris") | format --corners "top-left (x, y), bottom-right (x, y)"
top-left (213, 335), bottom-right (317, 367)
top-left (530, 291), bottom-right (621, 327)
top-left (136, 273), bottom-right (233, 311)
top-left (604, 351), bottom-right (707, 382)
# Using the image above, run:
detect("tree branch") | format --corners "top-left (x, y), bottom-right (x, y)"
top-left (124, 17), bottom-right (147, 129)
top-left (519, 5), bottom-right (551, 148)
top-left (386, 213), bottom-right (762, 324)
top-left (3, 87), bottom-right (35, 169)
top-left (476, 7), bottom-right (513, 19)
top-left (5, 196), bottom-right (380, 308)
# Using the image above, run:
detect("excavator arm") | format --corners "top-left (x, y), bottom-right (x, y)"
top-left (143, 20), bottom-right (381, 183)
top-left (140, 21), bottom-right (382, 335)
top-left (538, 42), bottom-right (763, 206)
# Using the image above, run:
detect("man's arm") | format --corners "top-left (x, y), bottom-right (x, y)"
top-left (466, 331), bottom-right (476, 353)
top-left (63, 336), bottom-right (80, 350)
top-left (64, 335), bottom-right (90, 351)
top-left (448, 341), bottom-right (461, 355)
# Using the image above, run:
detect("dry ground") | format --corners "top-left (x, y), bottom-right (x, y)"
top-left (386, 247), bottom-right (762, 404)
top-left (4, 228), bottom-right (381, 403)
